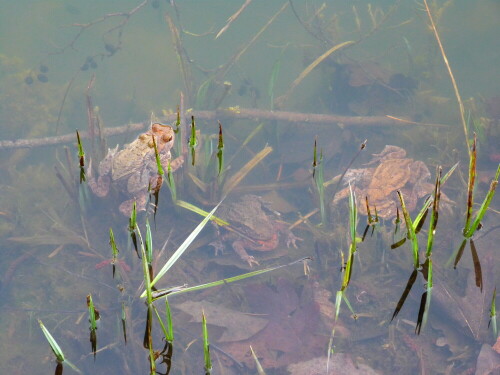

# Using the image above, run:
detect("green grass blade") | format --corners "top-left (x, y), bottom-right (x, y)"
top-left (326, 290), bottom-right (344, 372)
top-left (426, 167), bottom-right (442, 258)
top-left (189, 116), bottom-right (197, 166)
top-left (153, 304), bottom-right (168, 341)
top-left (145, 200), bottom-right (223, 294)
top-left (341, 184), bottom-right (357, 291)
top-left (391, 269), bottom-right (418, 322)
top-left (109, 228), bottom-right (118, 258)
top-left (314, 149), bottom-right (326, 225)
top-left (144, 306), bottom-right (155, 374)
top-left (489, 287), bottom-right (497, 338)
top-left (202, 310), bottom-right (212, 373)
top-left (176, 199), bottom-right (229, 226)
top-left (349, 184), bottom-right (358, 245)
top-left (86, 294), bottom-right (98, 359)
top-left (312, 138), bottom-right (317, 175)
top-left (341, 293), bottom-right (357, 318)
top-left (415, 290), bottom-right (427, 335)
top-left (420, 258), bottom-right (433, 332)
top-left (152, 134), bottom-right (164, 177)
top-left (121, 302), bottom-right (127, 344)
top-left (38, 320), bottom-right (65, 363)
top-left (145, 219), bottom-right (153, 264)
top-left (165, 297), bottom-right (174, 343)
top-left (129, 203), bottom-right (138, 257)
top-left (109, 227), bottom-right (119, 278)
top-left (464, 163), bottom-right (499, 238)
top-left (464, 134), bottom-right (477, 233)
top-left (217, 122), bottom-right (224, 178)
top-left (413, 163), bottom-right (456, 234)
top-left (154, 257), bottom-right (310, 300)
top-left (397, 190), bottom-right (419, 269)
top-left (76, 130), bottom-right (86, 183)
top-left (453, 239), bottom-right (467, 269)
top-left (469, 239), bottom-right (483, 291)
top-left (440, 162), bottom-right (459, 185)
top-left (137, 225), bottom-right (153, 304)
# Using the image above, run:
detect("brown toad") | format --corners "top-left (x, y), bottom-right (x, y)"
top-left (211, 195), bottom-right (301, 267)
top-left (88, 123), bottom-right (183, 216)
top-left (333, 145), bottom-right (434, 219)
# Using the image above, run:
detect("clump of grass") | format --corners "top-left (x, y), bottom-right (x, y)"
top-left (132, 198), bottom-right (309, 373)
top-left (390, 164), bottom-right (450, 333)
top-left (453, 134), bottom-right (499, 291)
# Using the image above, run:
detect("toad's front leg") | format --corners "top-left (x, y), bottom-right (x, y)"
top-left (159, 153), bottom-right (184, 173)
top-left (232, 240), bottom-right (259, 267)
top-left (88, 160), bottom-right (111, 197)
top-left (119, 192), bottom-right (148, 216)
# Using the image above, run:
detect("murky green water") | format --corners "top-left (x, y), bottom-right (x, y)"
top-left (1, 1), bottom-right (499, 374)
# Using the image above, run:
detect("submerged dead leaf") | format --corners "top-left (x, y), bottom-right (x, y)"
top-left (175, 300), bottom-right (267, 342)
top-left (493, 336), bottom-right (500, 355)
top-left (287, 355), bottom-right (381, 375)
top-left (219, 278), bottom-right (326, 369)
top-left (432, 255), bottom-right (495, 341)
top-left (474, 344), bottom-right (500, 375)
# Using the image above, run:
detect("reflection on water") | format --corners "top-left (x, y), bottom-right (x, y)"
top-left (0, 1), bottom-right (499, 374)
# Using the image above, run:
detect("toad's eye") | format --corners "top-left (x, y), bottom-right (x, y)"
top-left (162, 134), bottom-right (173, 143)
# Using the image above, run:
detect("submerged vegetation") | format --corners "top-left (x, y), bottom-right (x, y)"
top-left (0, 1), bottom-right (499, 374)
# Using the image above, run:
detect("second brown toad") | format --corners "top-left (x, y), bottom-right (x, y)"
top-left (211, 195), bottom-right (301, 267)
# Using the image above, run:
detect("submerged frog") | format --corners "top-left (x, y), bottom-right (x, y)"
top-left (88, 123), bottom-right (184, 216)
top-left (211, 195), bottom-right (301, 267)
top-left (333, 145), bottom-right (436, 219)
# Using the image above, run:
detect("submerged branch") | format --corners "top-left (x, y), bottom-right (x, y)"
top-left (0, 108), bottom-right (449, 150)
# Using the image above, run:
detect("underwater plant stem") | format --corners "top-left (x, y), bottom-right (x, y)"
top-left (423, 0), bottom-right (470, 155)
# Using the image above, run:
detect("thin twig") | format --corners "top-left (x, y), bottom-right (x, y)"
top-left (215, 0), bottom-right (253, 39)
top-left (215, 1), bottom-right (289, 81)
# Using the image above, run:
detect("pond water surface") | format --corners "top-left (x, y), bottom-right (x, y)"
top-left (0, 1), bottom-right (499, 374)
